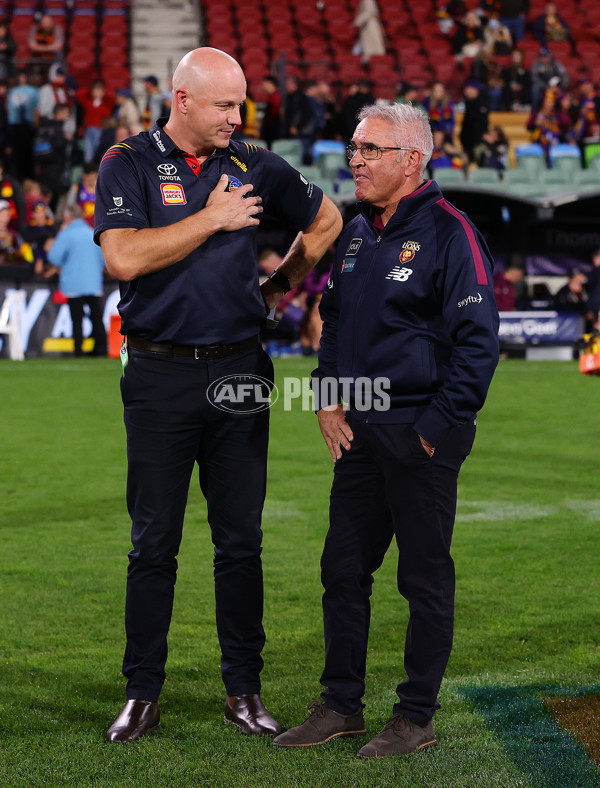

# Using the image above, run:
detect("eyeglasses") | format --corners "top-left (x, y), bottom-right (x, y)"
top-left (345, 143), bottom-right (414, 160)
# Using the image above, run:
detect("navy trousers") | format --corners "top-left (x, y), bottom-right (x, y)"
top-left (119, 344), bottom-right (273, 701)
top-left (320, 414), bottom-right (476, 727)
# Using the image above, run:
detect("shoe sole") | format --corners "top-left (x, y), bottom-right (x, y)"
top-left (273, 729), bottom-right (367, 747)
top-left (356, 738), bottom-right (437, 759)
top-left (223, 717), bottom-right (280, 737)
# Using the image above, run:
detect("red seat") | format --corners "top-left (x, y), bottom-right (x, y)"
top-left (270, 36), bottom-right (300, 55)
top-left (264, 8), bottom-right (293, 25)
top-left (432, 61), bottom-right (458, 82)
top-left (102, 68), bottom-right (131, 90)
top-left (238, 29), bottom-right (266, 48)
top-left (239, 50), bottom-right (269, 67)
top-left (547, 41), bottom-right (571, 60)
top-left (206, 32), bottom-right (234, 50)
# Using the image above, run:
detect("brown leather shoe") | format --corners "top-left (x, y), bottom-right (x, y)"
top-left (224, 694), bottom-right (282, 736)
top-left (106, 699), bottom-right (160, 743)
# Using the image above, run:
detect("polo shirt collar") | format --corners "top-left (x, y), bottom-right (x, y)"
top-left (149, 118), bottom-right (228, 160)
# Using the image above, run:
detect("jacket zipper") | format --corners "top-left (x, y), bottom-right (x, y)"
top-left (351, 227), bottom-right (382, 422)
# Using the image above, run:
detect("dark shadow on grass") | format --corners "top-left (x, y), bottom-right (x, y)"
top-left (2, 495), bottom-right (126, 528)
top-left (0, 662), bottom-right (247, 740)
top-left (459, 684), bottom-right (600, 788)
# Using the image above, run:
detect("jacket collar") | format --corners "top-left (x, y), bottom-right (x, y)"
top-left (360, 180), bottom-right (443, 226)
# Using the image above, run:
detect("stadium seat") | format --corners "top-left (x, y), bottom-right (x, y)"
top-left (548, 143), bottom-right (581, 167)
top-left (503, 182), bottom-right (549, 198)
top-left (271, 139), bottom-right (303, 159)
top-left (432, 168), bottom-right (466, 185)
top-left (573, 170), bottom-right (600, 192)
top-left (278, 151), bottom-right (303, 167)
top-left (467, 167), bottom-right (502, 185)
top-left (503, 168), bottom-right (537, 185)
top-left (336, 178), bottom-right (357, 198)
top-left (515, 143), bottom-right (545, 158)
top-left (583, 143), bottom-right (600, 169)
top-left (312, 139), bottom-right (346, 161)
top-left (297, 165), bottom-right (321, 182)
top-left (317, 152), bottom-right (349, 179)
top-left (551, 157), bottom-right (582, 178)
top-left (309, 176), bottom-right (336, 199)
top-left (515, 143), bottom-right (545, 170)
top-left (543, 171), bottom-right (572, 187)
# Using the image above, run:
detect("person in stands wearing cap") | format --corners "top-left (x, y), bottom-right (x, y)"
top-left (141, 75), bottom-right (166, 130)
top-left (114, 88), bottom-right (141, 133)
top-left (95, 46), bottom-right (342, 744)
top-left (38, 63), bottom-right (76, 138)
top-left (531, 47), bottom-right (568, 110)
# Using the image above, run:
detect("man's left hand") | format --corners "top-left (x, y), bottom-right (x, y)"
top-left (419, 435), bottom-right (435, 457)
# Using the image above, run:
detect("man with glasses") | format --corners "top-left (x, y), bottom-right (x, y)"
top-left (273, 103), bottom-right (499, 757)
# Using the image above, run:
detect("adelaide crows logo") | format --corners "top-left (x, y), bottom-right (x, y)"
top-left (226, 175), bottom-right (244, 191)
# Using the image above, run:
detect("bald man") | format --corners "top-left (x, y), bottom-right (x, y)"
top-left (96, 48), bottom-right (342, 743)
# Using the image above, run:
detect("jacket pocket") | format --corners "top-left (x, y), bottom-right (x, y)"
top-left (416, 337), bottom-right (436, 389)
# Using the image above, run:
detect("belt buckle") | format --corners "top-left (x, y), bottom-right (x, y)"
top-left (194, 346), bottom-right (201, 360)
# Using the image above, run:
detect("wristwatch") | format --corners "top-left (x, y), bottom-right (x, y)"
top-left (269, 269), bottom-right (291, 294)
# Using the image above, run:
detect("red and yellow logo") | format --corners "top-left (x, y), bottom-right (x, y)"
top-left (161, 183), bottom-right (187, 205)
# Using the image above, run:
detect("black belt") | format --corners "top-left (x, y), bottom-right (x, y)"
top-left (127, 334), bottom-right (260, 359)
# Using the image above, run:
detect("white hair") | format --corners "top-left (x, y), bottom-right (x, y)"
top-left (357, 103), bottom-right (433, 175)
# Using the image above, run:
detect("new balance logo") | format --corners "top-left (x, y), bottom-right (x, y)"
top-left (386, 266), bottom-right (413, 282)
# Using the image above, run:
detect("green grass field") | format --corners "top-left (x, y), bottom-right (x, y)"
top-left (1, 357), bottom-right (599, 787)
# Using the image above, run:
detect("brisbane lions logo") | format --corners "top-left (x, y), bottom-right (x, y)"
top-left (399, 240), bottom-right (420, 265)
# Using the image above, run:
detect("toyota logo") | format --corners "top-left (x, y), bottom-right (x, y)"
top-left (157, 163), bottom-right (178, 176)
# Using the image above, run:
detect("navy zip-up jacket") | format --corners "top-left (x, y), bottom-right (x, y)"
top-left (313, 180), bottom-right (499, 446)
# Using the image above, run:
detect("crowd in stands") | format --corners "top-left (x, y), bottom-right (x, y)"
top-left (493, 252), bottom-right (600, 328)
top-left (0, 1), bottom-right (599, 349)
top-left (0, 10), bottom-right (174, 281)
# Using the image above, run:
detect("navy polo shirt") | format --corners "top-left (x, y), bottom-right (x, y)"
top-left (94, 120), bottom-right (324, 344)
